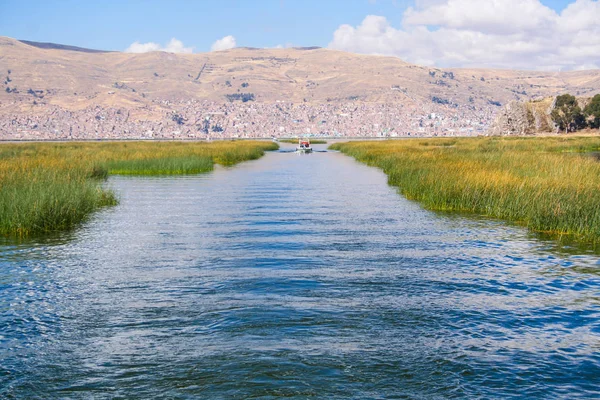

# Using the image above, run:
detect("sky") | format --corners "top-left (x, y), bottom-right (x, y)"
top-left (1, 0), bottom-right (599, 70)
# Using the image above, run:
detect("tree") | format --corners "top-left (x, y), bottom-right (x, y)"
top-left (551, 94), bottom-right (586, 133)
top-left (584, 94), bottom-right (600, 129)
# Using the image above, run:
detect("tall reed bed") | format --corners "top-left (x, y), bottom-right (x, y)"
top-left (330, 136), bottom-right (600, 243)
top-left (0, 141), bottom-right (278, 236)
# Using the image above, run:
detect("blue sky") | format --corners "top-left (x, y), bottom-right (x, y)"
top-left (1, 0), bottom-right (578, 51)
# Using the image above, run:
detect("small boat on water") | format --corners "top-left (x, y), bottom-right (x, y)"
top-left (296, 138), bottom-right (313, 153)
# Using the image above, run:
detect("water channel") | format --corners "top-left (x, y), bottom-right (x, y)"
top-left (1, 143), bottom-right (599, 398)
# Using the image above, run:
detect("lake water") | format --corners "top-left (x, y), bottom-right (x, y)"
top-left (1, 143), bottom-right (600, 398)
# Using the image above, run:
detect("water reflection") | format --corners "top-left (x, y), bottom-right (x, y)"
top-left (1, 143), bottom-right (599, 398)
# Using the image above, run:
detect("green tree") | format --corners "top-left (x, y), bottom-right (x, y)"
top-left (584, 94), bottom-right (600, 129)
top-left (551, 94), bottom-right (586, 133)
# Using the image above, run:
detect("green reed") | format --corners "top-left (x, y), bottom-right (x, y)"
top-left (330, 136), bottom-right (600, 243)
top-left (106, 157), bottom-right (214, 175)
top-left (0, 141), bottom-right (278, 236)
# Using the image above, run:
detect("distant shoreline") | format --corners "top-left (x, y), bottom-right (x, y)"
top-left (0, 136), bottom-right (476, 143)
top-left (2, 131), bottom-right (600, 143)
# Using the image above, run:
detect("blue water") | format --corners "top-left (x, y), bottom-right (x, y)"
top-left (1, 144), bottom-right (600, 398)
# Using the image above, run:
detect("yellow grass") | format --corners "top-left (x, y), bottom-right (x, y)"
top-left (0, 141), bottom-right (278, 236)
top-left (330, 136), bottom-right (600, 244)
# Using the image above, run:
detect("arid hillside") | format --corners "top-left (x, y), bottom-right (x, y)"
top-left (2, 36), bottom-right (600, 110)
top-left (1, 36), bottom-right (600, 139)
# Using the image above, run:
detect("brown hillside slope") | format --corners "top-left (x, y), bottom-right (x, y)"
top-left (2, 36), bottom-right (600, 139)
top-left (2, 36), bottom-right (600, 111)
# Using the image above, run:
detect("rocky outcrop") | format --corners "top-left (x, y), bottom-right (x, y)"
top-left (486, 101), bottom-right (532, 136)
top-left (487, 97), bottom-right (557, 136)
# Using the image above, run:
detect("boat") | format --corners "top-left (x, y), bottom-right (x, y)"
top-left (296, 138), bottom-right (313, 153)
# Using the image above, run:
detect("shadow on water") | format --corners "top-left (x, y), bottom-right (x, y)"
top-left (0, 221), bottom-right (101, 263)
top-left (429, 208), bottom-right (600, 257)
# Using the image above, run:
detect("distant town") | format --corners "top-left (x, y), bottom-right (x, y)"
top-left (0, 99), bottom-right (499, 140)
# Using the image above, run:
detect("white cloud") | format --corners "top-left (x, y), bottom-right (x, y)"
top-left (273, 43), bottom-right (294, 49)
top-left (125, 41), bottom-right (161, 53)
top-left (162, 38), bottom-right (194, 53)
top-left (404, 0), bottom-right (557, 35)
top-left (559, 0), bottom-right (600, 31)
top-left (328, 0), bottom-right (600, 70)
top-left (211, 35), bottom-right (237, 51)
top-left (125, 38), bottom-right (193, 54)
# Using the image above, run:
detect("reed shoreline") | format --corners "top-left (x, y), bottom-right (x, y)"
top-left (0, 141), bottom-right (278, 237)
top-left (330, 136), bottom-right (600, 244)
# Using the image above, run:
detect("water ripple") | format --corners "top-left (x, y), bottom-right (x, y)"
top-left (1, 144), bottom-right (600, 398)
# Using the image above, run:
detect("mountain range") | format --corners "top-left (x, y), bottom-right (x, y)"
top-left (2, 36), bottom-right (600, 109)
top-left (1, 36), bottom-right (599, 139)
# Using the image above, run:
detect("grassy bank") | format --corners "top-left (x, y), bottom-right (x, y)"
top-left (330, 136), bottom-right (600, 243)
top-left (279, 138), bottom-right (328, 144)
top-left (0, 141), bottom-right (278, 237)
